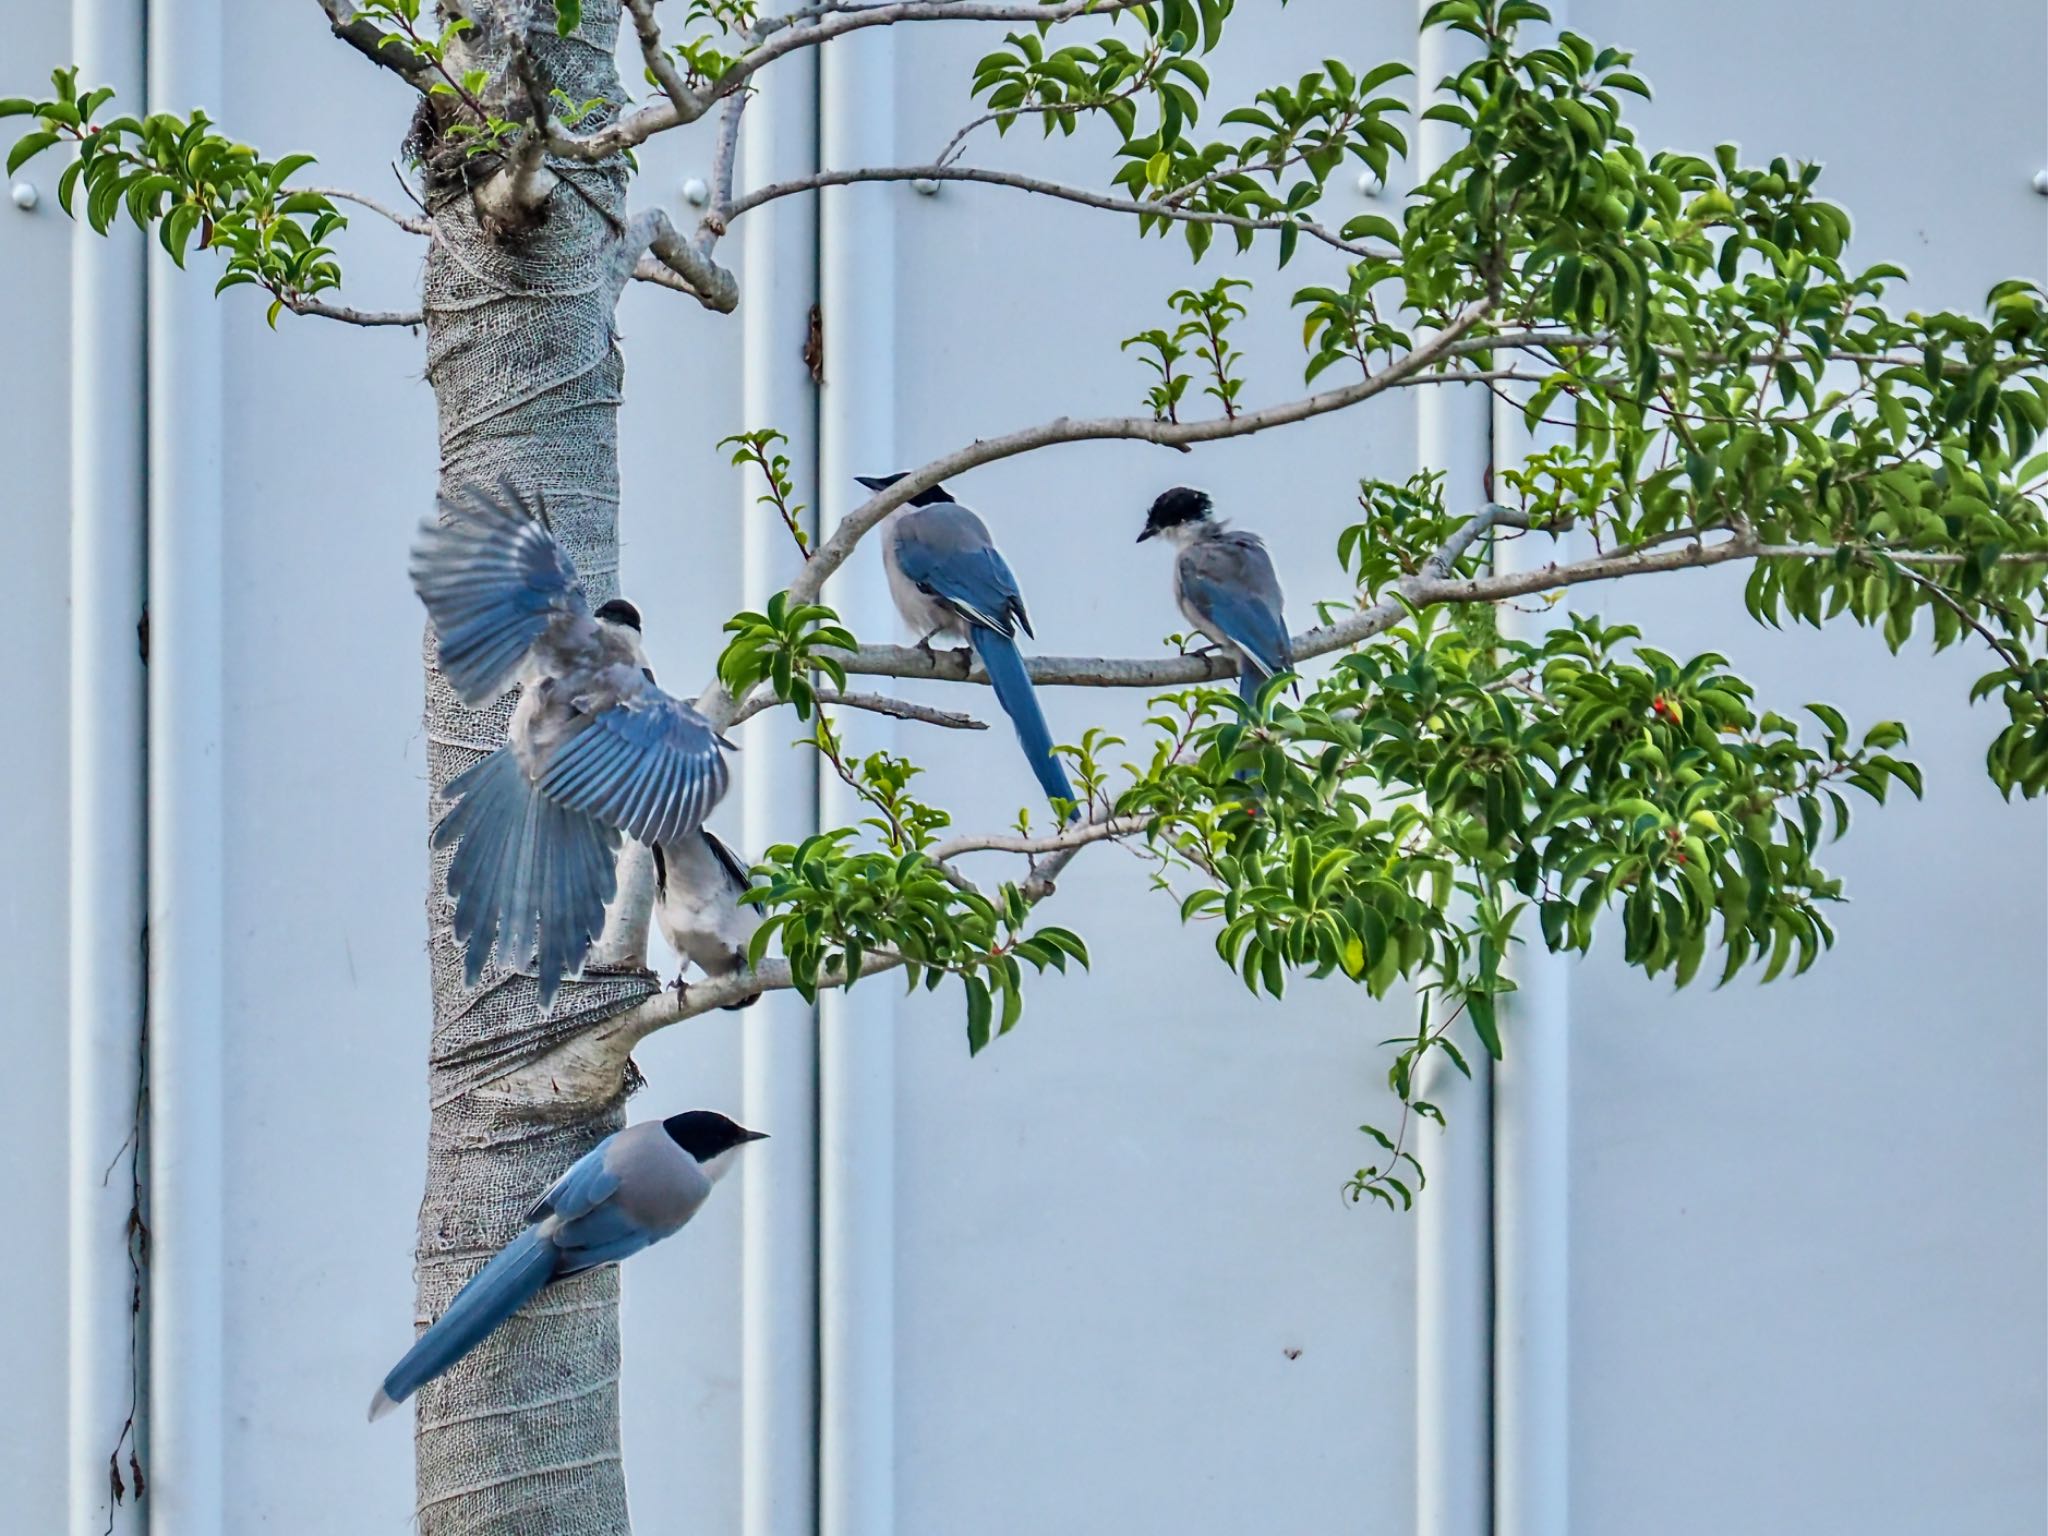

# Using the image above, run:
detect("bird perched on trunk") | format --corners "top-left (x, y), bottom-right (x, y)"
top-left (855, 472), bottom-right (1076, 810)
top-left (411, 480), bottom-right (733, 1004)
top-left (369, 1110), bottom-right (767, 1420)
top-left (1136, 487), bottom-right (1293, 705)
top-left (653, 828), bottom-right (764, 1009)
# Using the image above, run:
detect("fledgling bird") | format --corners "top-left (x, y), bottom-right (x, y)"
top-left (369, 1110), bottom-right (767, 1421)
top-left (411, 480), bottom-right (733, 1004)
top-left (854, 472), bottom-right (1076, 809)
top-left (653, 828), bottom-right (764, 1009)
top-left (1137, 487), bottom-right (1293, 705)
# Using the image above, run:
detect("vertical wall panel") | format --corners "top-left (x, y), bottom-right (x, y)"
top-left (1563, 5), bottom-right (2048, 1534)
top-left (0, 5), bottom-right (80, 1532)
top-left (211, 7), bottom-right (429, 1528)
top-left (884, 4), bottom-right (1422, 1531)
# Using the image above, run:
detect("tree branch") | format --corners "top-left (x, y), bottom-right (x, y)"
top-left (497, 800), bottom-right (1151, 1104)
top-left (832, 533), bottom-right (2048, 693)
top-left (723, 163), bottom-right (1379, 258)
top-left (314, 0), bottom-right (435, 88)
top-left (839, 517), bottom-right (1762, 689)
top-left (472, 18), bottom-right (561, 227)
top-left (696, 86), bottom-right (750, 244)
top-left (492, 950), bottom-right (907, 1106)
top-left (307, 184), bottom-right (434, 235)
top-left (785, 300), bottom-right (1494, 613)
top-left (728, 688), bottom-right (990, 730)
top-left (509, 512), bottom-right (2048, 1101)
top-left (931, 813), bottom-right (1148, 867)
top-left (283, 294), bottom-right (426, 327)
top-left (629, 207), bottom-right (740, 313)
top-left (622, 0), bottom-right (711, 125)
top-left (687, 301), bottom-right (1491, 728)
top-left (545, 0), bottom-right (1153, 161)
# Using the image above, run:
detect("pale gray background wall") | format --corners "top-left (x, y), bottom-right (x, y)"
top-left (1, 3), bottom-right (2042, 1534)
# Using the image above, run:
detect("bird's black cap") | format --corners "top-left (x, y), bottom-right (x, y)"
top-left (662, 1110), bottom-right (769, 1162)
top-left (594, 597), bottom-right (643, 631)
top-left (855, 472), bottom-right (955, 507)
top-left (1137, 486), bottom-right (1214, 542)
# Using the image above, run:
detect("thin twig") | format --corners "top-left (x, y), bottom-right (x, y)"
top-left (696, 87), bottom-right (750, 245)
top-left (784, 301), bottom-right (1492, 614)
top-left (283, 295), bottom-right (426, 327)
top-left (306, 184), bottom-right (433, 235)
top-left (931, 814), bottom-right (1148, 865)
top-left (727, 689), bottom-right (990, 729)
top-left (623, 0), bottom-right (710, 124)
top-left (544, 0), bottom-right (1155, 160)
top-left (314, 0), bottom-right (436, 87)
top-left (724, 164), bottom-right (1380, 258)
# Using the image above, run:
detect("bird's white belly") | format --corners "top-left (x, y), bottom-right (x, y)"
top-left (656, 888), bottom-right (751, 975)
top-left (1172, 563), bottom-right (1238, 658)
top-left (883, 531), bottom-right (967, 642)
top-left (655, 836), bottom-right (762, 978)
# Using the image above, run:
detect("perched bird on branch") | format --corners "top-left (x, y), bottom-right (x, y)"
top-left (411, 479), bottom-right (733, 1003)
top-left (1137, 486), bottom-right (1293, 706)
top-left (369, 1110), bottom-right (767, 1420)
top-left (653, 827), bottom-right (764, 1009)
top-left (857, 472), bottom-right (1077, 810)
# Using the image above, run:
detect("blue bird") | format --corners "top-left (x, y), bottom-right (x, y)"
top-left (411, 480), bottom-right (733, 1004)
top-left (369, 1110), bottom-right (766, 1421)
top-left (856, 473), bottom-right (1076, 809)
top-left (1137, 487), bottom-right (1293, 706)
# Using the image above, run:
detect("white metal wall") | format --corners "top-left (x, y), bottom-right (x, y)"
top-left (880, 8), bottom-right (1424, 1526)
top-left (0, 4), bottom-right (2041, 1533)
top-left (1, 5), bottom-right (82, 1533)
top-left (1566, 6), bottom-right (2048, 1533)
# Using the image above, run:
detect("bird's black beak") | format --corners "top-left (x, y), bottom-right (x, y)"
top-left (854, 474), bottom-right (897, 492)
top-left (1136, 525), bottom-right (1157, 543)
top-left (740, 1128), bottom-right (770, 1143)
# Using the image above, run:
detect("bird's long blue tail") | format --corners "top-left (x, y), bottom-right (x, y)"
top-left (369, 1228), bottom-right (557, 1420)
top-left (970, 626), bottom-right (1075, 808)
top-left (433, 746), bottom-right (620, 1004)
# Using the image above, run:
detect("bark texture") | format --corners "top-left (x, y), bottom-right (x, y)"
top-left (411, 5), bottom-right (654, 1532)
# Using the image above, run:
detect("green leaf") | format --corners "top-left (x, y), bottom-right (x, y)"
top-left (1467, 992), bottom-right (1502, 1060)
top-left (554, 0), bottom-right (582, 35)
top-left (965, 976), bottom-right (992, 1055)
top-left (7, 129), bottom-right (60, 177)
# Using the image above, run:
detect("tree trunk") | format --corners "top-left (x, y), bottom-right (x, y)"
top-left (409, 5), bottom-right (653, 1532)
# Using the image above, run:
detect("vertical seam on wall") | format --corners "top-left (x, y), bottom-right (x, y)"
top-left (806, 59), bottom-right (827, 1536)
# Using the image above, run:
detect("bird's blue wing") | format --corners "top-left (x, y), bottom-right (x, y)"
top-left (550, 1205), bottom-right (665, 1275)
top-left (894, 504), bottom-right (1032, 639)
top-left (1181, 535), bottom-right (1291, 678)
top-left (411, 479), bottom-right (591, 704)
top-left (536, 687), bottom-right (732, 848)
top-left (527, 1140), bottom-right (624, 1225)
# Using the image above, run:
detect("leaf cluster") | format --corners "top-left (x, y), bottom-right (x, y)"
top-left (4, 71), bottom-right (345, 326)
top-left (718, 590), bottom-right (856, 719)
